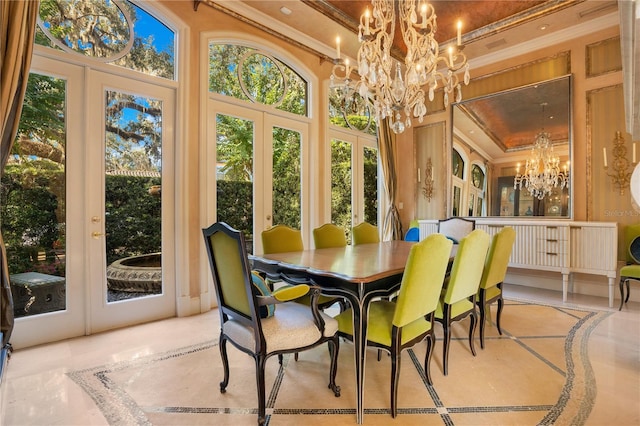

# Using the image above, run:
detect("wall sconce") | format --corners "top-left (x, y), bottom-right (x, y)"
top-left (419, 158), bottom-right (435, 202)
top-left (604, 131), bottom-right (636, 195)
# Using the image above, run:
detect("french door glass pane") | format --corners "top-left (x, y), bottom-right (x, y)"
top-left (331, 139), bottom-right (352, 241)
top-left (1, 73), bottom-right (67, 317)
top-left (215, 113), bottom-right (254, 253)
top-left (363, 146), bottom-right (378, 226)
top-left (104, 90), bottom-right (163, 302)
top-left (272, 127), bottom-right (301, 228)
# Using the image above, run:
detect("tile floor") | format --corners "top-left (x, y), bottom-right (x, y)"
top-left (1, 284), bottom-right (639, 425)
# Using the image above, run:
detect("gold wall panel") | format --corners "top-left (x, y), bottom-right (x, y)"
top-left (586, 36), bottom-right (622, 78)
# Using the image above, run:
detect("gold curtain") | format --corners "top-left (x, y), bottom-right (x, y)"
top-left (1, 0), bottom-right (40, 347)
top-left (378, 118), bottom-right (403, 240)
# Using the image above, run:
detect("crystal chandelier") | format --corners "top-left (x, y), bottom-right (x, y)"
top-left (513, 123), bottom-right (569, 200)
top-left (331, 0), bottom-right (470, 134)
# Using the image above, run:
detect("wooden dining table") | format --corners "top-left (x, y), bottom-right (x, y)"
top-left (250, 240), bottom-right (416, 424)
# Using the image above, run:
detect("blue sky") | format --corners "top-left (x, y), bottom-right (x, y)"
top-left (132, 2), bottom-right (174, 54)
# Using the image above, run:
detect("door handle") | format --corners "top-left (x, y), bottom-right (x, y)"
top-left (91, 232), bottom-right (104, 239)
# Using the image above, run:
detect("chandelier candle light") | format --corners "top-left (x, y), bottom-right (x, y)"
top-left (331, 0), bottom-right (470, 134)
top-left (514, 103), bottom-right (569, 200)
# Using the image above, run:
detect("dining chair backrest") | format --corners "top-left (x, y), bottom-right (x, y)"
top-left (479, 227), bottom-right (516, 291)
top-left (443, 229), bottom-right (490, 305)
top-left (203, 222), bottom-right (257, 322)
top-left (313, 223), bottom-right (347, 249)
top-left (262, 224), bottom-right (304, 254)
top-left (393, 233), bottom-right (453, 327)
top-left (352, 222), bottom-right (380, 245)
top-left (438, 217), bottom-right (475, 244)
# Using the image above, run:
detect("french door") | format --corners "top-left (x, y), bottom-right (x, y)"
top-left (206, 100), bottom-right (309, 255)
top-left (86, 71), bottom-right (176, 333)
top-left (7, 57), bottom-right (176, 348)
top-left (328, 128), bottom-right (379, 243)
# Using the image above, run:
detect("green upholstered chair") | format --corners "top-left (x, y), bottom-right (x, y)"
top-left (335, 233), bottom-right (453, 418)
top-left (619, 265), bottom-right (640, 310)
top-left (435, 228), bottom-right (490, 376)
top-left (313, 223), bottom-right (347, 249)
top-left (476, 226), bottom-right (516, 349)
top-left (202, 222), bottom-right (340, 425)
top-left (619, 226), bottom-right (640, 310)
top-left (352, 222), bottom-right (380, 245)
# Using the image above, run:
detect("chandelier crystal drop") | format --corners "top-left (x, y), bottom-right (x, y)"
top-left (513, 131), bottom-right (569, 200)
top-left (331, 0), bottom-right (470, 134)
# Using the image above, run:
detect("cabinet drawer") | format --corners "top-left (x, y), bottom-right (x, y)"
top-left (537, 238), bottom-right (567, 254)
top-left (536, 251), bottom-right (566, 267)
top-left (541, 226), bottom-right (565, 240)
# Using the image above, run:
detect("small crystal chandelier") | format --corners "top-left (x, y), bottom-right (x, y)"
top-left (331, 0), bottom-right (470, 134)
top-left (514, 104), bottom-right (569, 200)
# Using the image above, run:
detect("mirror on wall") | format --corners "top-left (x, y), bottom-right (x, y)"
top-left (451, 75), bottom-right (572, 218)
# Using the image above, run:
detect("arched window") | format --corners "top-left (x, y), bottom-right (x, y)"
top-left (208, 44), bottom-right (308, 116)
top-left (36, 0), bottom-right (175, 79)
top-left (451, 147), bottom-right (466, 216)
top-left (469, 163), bottom-right (486, 216)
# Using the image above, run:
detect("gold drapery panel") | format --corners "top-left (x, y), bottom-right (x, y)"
top-left (1, 0), bottom-right (40, 347)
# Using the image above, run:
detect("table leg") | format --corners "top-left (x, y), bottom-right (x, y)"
top-left (348, 293), bottom-right (368, 424)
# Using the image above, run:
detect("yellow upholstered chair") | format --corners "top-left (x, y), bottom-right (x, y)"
top-left (313, 223), bottom-right (347, 249)
top-left (435, 229), bottom-right (490, 375)
top-left (261, 225), bottom-right (308, 286)
top-left (476, 226), bottom-right (516, 349)
top-left (335, 234), bottom-right (453, 417)
top-left (352, 222), bottom-right (380, 245)
top-left (202, 222), bottom-right (340, 425)
top-left (262, 224), bottom-right (304, 254)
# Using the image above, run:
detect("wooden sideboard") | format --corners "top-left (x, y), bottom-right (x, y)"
top-left (418, 220), bottom-right (618, 307)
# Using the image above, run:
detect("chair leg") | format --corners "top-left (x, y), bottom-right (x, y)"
top-left (424, 332), bottom-right (435, 386)
top-left (468, 307), bottom-right (477, 357)
top-left (496, 296), bottom-right (504, 335)
top-left (390, 335), bottom-right (401, 418)
top-left (327, 337), bottom-right (341, 397)
top-left (625, 279), bottom-right (631, 303)
top-left (478, 290), bottom-right (487, 350)
top-left (442, 307), bottom-right (451, 376)
top-left (619, 277), bottom-right (627, 311)
top-left (219, 335), bottom-right (230, 393)
top-left (256, 354), bottom-right (268, 426)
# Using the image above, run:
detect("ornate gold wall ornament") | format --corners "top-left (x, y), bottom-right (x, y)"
top-left (604, 131), bottom-right (636, 195)
top-left (422, 158), bottom-right (435, 202)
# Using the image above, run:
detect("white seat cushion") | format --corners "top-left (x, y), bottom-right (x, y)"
top-left (224, 302), bottom-right (338, 353)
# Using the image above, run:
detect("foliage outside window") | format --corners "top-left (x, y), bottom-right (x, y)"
top-left (452, 149), bottom-right (464, 179)
top-left (209, 44), bottom-right (307, 117)
top-left (471, 164), bottom-right (485, 189)
top-left (0, 74), bottom-right (66, 280)
top-left (329, 85), bottom-right (376, 136)
top-left (37, 0), bottom-right (175, 79)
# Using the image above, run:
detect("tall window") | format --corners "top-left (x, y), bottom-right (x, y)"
top-left (209, 43), bottom-right (309, 245)
top-left (452, 148), bottom-right (465, 216)
top-left (469, 163), bottom-right (486, 216)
